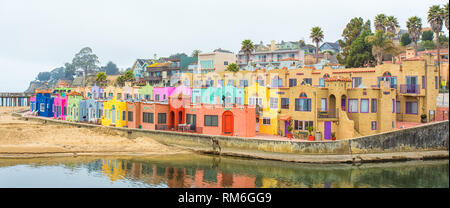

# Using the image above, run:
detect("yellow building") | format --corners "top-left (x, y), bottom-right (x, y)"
top-left (101, 96), bottom-right (127, 127)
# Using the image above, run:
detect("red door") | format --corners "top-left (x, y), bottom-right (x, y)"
top-left (222, 111), bottom-right (234, 135)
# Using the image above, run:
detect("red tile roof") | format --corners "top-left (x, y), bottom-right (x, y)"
top-left (325, 76), bottom-right (352, 82)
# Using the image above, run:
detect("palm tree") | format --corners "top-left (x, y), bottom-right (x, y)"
top-left (241, 39), bottom-right (254, 65)
top-left (191, 49), bottom-right (201, 57)
top-left (365, 30), bottom-right (397, 65)
top-left (310, 26), bottom-right (324, 64)
top-left (96, 72), bottom-right (107, 87)
top-left (445, 3), bottom-right (449, 31)
top-left (428, 5), bottom-right (444, 89)
top-left (374, 14), bottom-right (387, 32)
top-left (406, 16), bottom-right (423, 56)
top-left (385, 16), bottom-right (399, 37)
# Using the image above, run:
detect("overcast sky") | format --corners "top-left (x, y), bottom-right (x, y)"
top-left (0, 0), bottom-right (447, 92)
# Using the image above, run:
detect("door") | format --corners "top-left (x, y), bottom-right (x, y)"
top-left (187, 114), bottom-right (196, 131)
top-left (324, 121), bottom-right (331, 140)
top-left (255, 118), bottom-right (259, 132)
top-left (406, 76), bottom-right (417, 93)
top-left (284, 120), bottom-right (290, 136)
top-left (222, 111), bottom-right (234, 135)
top-left (112, 106), bottom-right (116, 124)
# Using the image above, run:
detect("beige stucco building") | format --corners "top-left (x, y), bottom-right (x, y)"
top-left (197, 48), bottom-right (237, 74)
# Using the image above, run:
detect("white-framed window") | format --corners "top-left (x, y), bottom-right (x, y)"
top-left (40, 103), bottom-right (45, 112)
top-left (348, 99), bottom-right (358, 113)
top-left (262, 117), bottom-right (271, 125)
top-left (269, 98), bottom-right (278, 109)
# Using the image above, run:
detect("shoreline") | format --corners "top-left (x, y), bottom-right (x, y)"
top-left (1, 107), bottom-right (448, 164)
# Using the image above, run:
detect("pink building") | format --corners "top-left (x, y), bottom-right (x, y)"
top-left (153, 87), bottom-right (175, 102)
top-left (53, 94), bottom-right (68, 120)
top-left (170, 85), bottom-right (192, 98)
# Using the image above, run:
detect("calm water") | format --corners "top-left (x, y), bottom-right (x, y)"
top-left (0, 154), bottom-right (448, 188)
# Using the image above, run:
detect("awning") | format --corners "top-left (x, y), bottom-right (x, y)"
top-left (279, 115), bottom-right (291, 120)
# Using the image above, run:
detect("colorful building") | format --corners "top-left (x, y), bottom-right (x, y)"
top-left (53, 94), bottom-right (68, 120)
top-left (35, 90), bottom-right (54, 117)
top-left (126, 101), bottom-right (170, 130)
top-left (138, 82), bottom-right (154, 100)
top-left (66, 92), bottom-right (83, 122)
top-left (101, 96), bottom-right (127, 127)
top-left (153, 87), bottom-right (175, 102)
top-left (79, 99), bottom-right (103, 123)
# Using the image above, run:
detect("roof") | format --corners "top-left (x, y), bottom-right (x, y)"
top-left (213, 48), bottom-right (233, 53)
top-left (67, 91), bottom-right (83, 96)
top-left (320, 42), bottom-right (341, 51)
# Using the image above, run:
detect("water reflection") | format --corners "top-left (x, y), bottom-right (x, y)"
top-left (0, 155), bottom-right (448, 188)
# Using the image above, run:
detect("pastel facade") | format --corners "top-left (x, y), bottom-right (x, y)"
top-left (66, 92), bottom-right (83, 122)
top-left (30, 96), bottom-right (36, 112)
top-left (79, 99), bottom-right (103, 123)
top-left (126, 101), bottom-right (170, 130)
top-left (153, 87), bottom-right (175, 102)
top-left (101, 97), bottom-right (127, 127)
top-left (91, 85), bottom-right (104, 99)
top-left (138, 82), bottom-right (153, 100)
top-left (53, 94), bottom-right (68, 120)
top-left (197, 49), bottom-right (236, 74)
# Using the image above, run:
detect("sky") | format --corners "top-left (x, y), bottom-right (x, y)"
top-left (0, 0), bottom-right (447, 92)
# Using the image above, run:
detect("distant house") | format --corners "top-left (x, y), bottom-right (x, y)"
top-left (198, 48), bottom-right (236, 74)
top-left (319, 42), bottom-right (341, 54)
top-left (131, 59), bottom-right (153, 80)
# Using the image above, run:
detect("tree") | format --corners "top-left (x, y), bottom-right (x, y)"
top-left (400, 33), bottom-right (412, 46)
top-left (191, 50), bottom-right (201, 57)
top-left (439, 34), bottom-right (449, 47)
top-left (122, 70), bottom-right (135, 82)
top-left (241, 39), bottom-right (254, 65)
top-left (169, 53), bottom-right (188, 59)
top-left (226, 63), bottom-right (240, 72)
top-left (445, 3), bottom-right (449, 31)
top-left (421, 30), bottom-right (434, 41)
top-left (374, 14), bottom-right (387, 32)
top-left (406, 16), bottom-right (423, 56)
top-left (337, 17), bottom-right (365, 65)
top-left (37, 72), bottom-right (51, 82)
top-left (344, 20), bottom-right (376, 68)
top-left (385, 16), bottom-right (399, 36)
top-left (298, 40), bottom-right (306, 47)
top-left (310, 26), bottom-right (324, 64)
top-left (104, 61), bottom-right (119, 75)
top-left (428, 4), bottom-right (444, 88)
top-left (365, 30), bottom-right (397, 65)
top-left (63, 62), bottom-right (75, 81)
top-left (419, 40), bottom-right (437, 50)
top-left (72, 47), bottom-right (100, 86)
top-left (96, 72), bottom-right (107, 87)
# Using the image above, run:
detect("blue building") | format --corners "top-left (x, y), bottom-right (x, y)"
top-left (79, 99), bottom-right (103, 123)
top-left (35, 90), bottom-right (54, 117)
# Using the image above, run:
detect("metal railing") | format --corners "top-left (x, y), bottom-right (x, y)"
top-left (155, 124), bottom-right (168, 130)
top-left (400, 84), bottom-right (420, 94)
top-left (317, 108), bottom-right (339, 119)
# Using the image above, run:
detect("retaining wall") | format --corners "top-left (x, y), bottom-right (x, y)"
top-left (15, 112), bottom-right (449, 155)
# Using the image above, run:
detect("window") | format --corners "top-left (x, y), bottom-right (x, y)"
top-left (194, 95), bottom-right (201, 104)
top-left (257, 79), bottom-right (265, 86)
top-left (371, 99), bottom-right (377, 113)
top-left (204, 115), bottom-right (218, 126)
top-left (281, 98), bottom-right (289, 109)
top-left (360, 99), bottom-right (369, 113)
top-left (348, 99), bottom-right (358, 113)
top-left (158, 113), bottom-right (166, 124)
top-left (227, 80), bottom-right (235, 86)
top-left (224, 61), bottom-right (228, 65)
top-left (321, 98), bottom-right (327, 111)
top-left (262, 117), bottom-right (271, 125)
top-left (218, 80), bottom-right (224, 87)
top-left (435, 76), bottom-right (438, 89)
top-left (235, 97), bottom-right (242, 105)
top-left (352, 77), bottom-right (362, 88)
top-left (289, 79), bottom-right (297, 87)
top-left (304, 121), bottom-right (314, 129)
top-left (302, 78), bottom-right (312, 85)
top-left (163, 95), bottom-right (166, 100)
top-left (319, 78), bottom-right (325, 87)
top-left (422, 76), bottom-right (425, 89)
top-left (295, 98), bottom-right (311, 111)
top-left (117, 110), bottom-right (120, 120)
top-left (145, 95), bottom-right (150, 100)
top-left (122, 111), bottom-right (126, 121)
top-left (143, 112), bottom-right (154, 123)
top-left (371, 121), bottom-right (377, 130)
top-left (392, 99), bottom-right (395, 113)
top-left (155, 94), bottom-right (160, 101)
top-left (406, 102), bottom-right (418, 114)
top-left (40, 103), bottom-right (45, 112)
top-left (396, 101), bottom-right (400, 114)
top-left (239, 80), bottom-right (248, 87)
top-left (294, 120), bottom-right (303, 130)
top-left (271, 77), bottom-right (282, 87)
top-left (64, 107), bottom-right (67, 116)
top-left (269, 98), bottom-right (278, 109)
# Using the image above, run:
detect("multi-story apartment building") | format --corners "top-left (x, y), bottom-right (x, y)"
top-left (197, 48), bottom-right (237, 74)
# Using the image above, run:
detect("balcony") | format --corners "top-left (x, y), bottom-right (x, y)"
top-left (317, 108), bottom-right (339, 120)
top-left (399, 84), bottom-right (420, 95)
top-left (155, 124), bottom-right (168, 130)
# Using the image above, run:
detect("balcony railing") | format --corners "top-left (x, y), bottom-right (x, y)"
top-left (400, 84), bottom-right (420, 94)
top-left (317, 108), bottom-right (339, 119)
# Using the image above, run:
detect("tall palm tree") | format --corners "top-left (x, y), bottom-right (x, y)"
top-left (241, 39), bottom-right (254, 65)
top-left (406, 16), bottom-right (422, 56)
top-left (445, 3), bottom-right (449, 31)
top-left (428, 5), bottom-right (444, 89)
top-left (374, 14), bottom-right (387, 32)
top-left (365, 30), bottom-right (397, 65)
top-left (310, 26), bottom-right (324, 64)
top-left (385, 16), bottom-right (399, 37)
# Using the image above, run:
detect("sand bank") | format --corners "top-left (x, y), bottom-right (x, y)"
top-left (0, 107), bottom-right (189, 157)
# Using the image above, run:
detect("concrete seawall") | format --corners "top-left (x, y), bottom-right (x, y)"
top-left (14, 112), bottom-right (449, 163)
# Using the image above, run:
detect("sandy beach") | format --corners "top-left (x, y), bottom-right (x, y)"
top-left (0, 107), bottom-right (189, 157)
